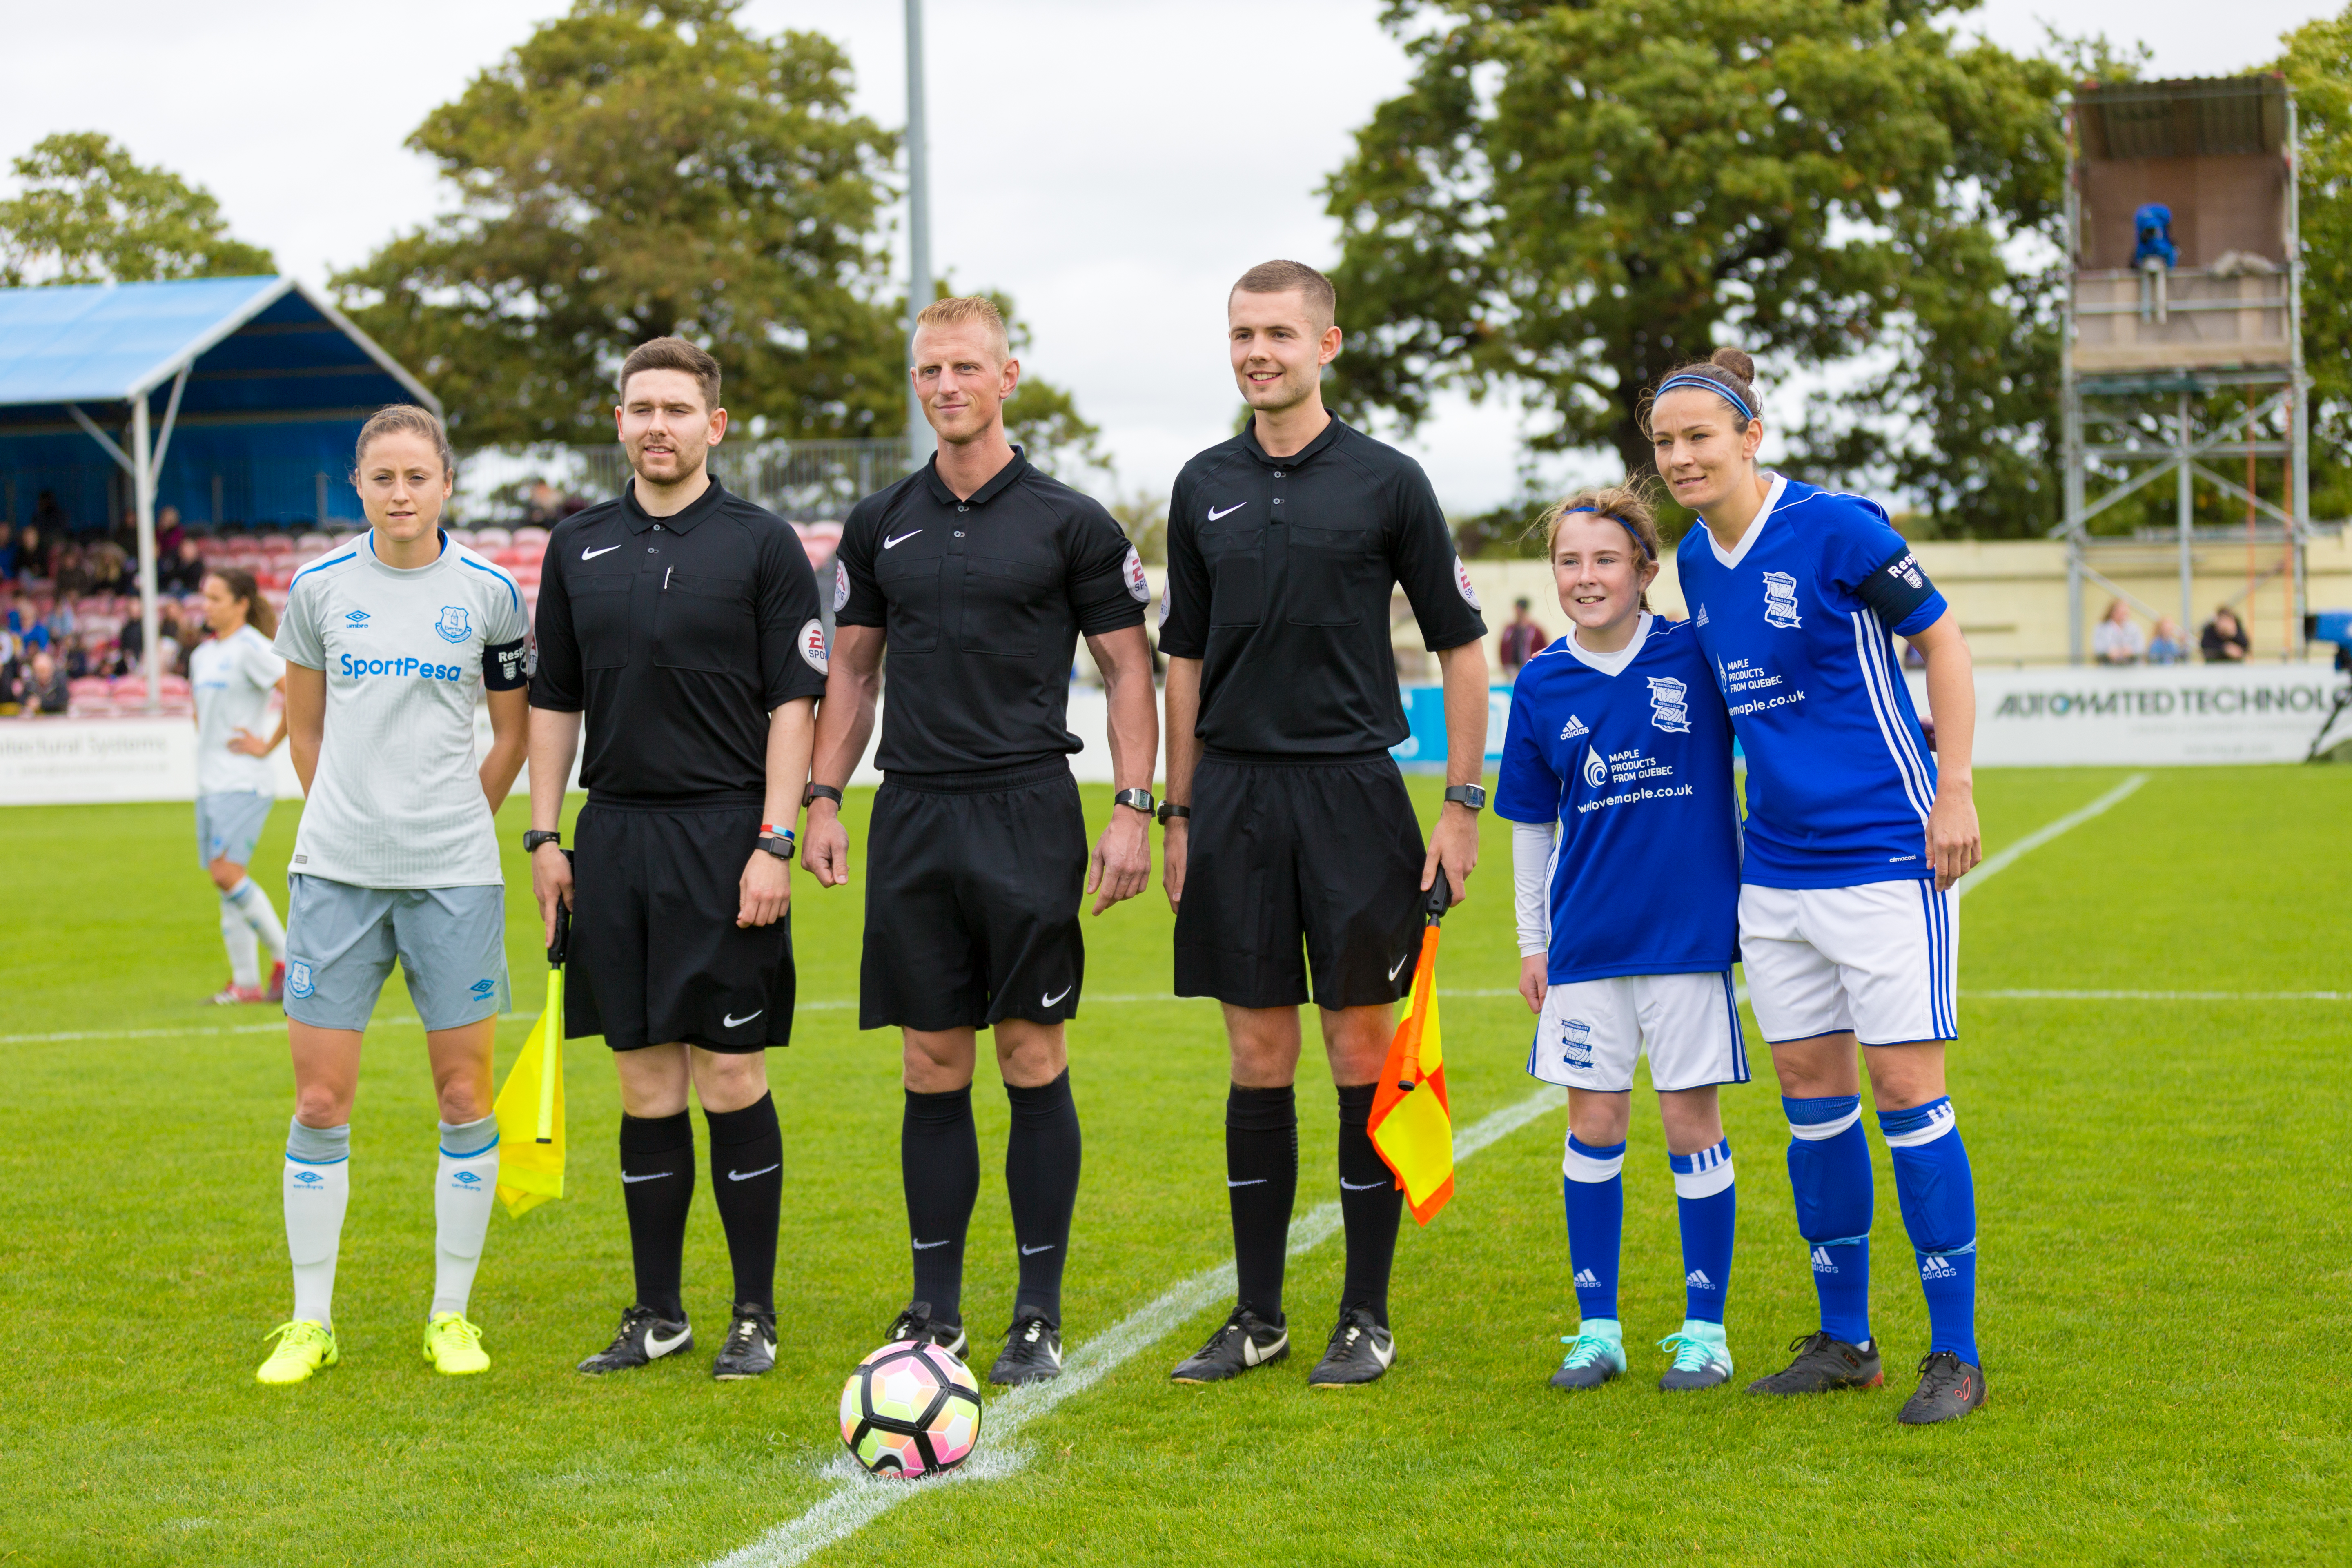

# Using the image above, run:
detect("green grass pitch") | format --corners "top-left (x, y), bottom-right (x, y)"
top-left (2, 766), bottom-right (2347, 1565)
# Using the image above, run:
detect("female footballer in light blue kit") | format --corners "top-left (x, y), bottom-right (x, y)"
top-left (189, 566), bottom-right (289, 1004)
top-left (1661, 346), bottom-right (1987, 1425)
top-left (1496, 485), bottom-right (1746, 1394)
top-left (254, 405), bottom-right (531, 1385)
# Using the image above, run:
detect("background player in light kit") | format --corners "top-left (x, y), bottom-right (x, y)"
top-left (1495, 487), bottom-right (1746, 1396)
top-left (804, 296), bottom-right (1158, 1385)
top-left (1662, 348), bottom-right (1987, 1425)
top-left (255, 405), bottom-right (531, 1386)
top-left (188, 566), bottom-right (289, 1004)
top-left (1158, 261), bottom-right (1490, 1389)
top-left (529, 338), bottom-right (825, 1382)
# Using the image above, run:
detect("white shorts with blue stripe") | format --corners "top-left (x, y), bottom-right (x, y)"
top-left (1738, 880), bottom-right (1958, 1047)
top-left (1528, 970), bottom-right (1749, 1094)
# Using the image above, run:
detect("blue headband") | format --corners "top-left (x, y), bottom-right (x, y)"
top-left (1655, 372), bottom-right (1754, 424)
top-left (1559, 506), bottom-right (1655, 560)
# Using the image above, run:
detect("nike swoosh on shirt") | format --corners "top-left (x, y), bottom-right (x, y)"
top-left (1387, 953), bottom-right (1411, 981)
top-left (1207, 502), bottom-right (1248, 521)
top-left (1042, 986), bottom-right (1072, 1007)
top-left (723, 1010), bottom-right (762, 1027)
top-left (581, 543), bottom-right (621, 560)
top-left (1341, 1178), bottom-right (1391, 1192)
top-left (727, 1163), bottom-right (782, 1182)
top-left (621, 1172), bottom-right (671, 1184)
top-left (1019, 1243), bottom-right (1056, 1256)
top-left (883, 530), bottom-right (923, 548)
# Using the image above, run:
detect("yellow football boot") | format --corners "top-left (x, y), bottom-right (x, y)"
top-left (423, 1312), bottom-right (491, 1376)
top-left (257, 1320), bottom-right (339, 1385)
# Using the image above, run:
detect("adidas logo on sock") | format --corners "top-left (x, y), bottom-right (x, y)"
top-left (1572, 1268), bottom-right (1600, 1288)
top-left (1685, 1269), bottom-right (1714, 1289)
top-left (1811, 1247), bottom-right (1838, 1274)
top-left (1560, 715), bottom-right (1590, 740)
top-left (1920, 1254), bottom-right (1960, 1280)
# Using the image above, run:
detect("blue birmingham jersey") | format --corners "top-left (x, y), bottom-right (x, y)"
top-left (1494, 614), bottom-right (1742, 983)
top-left (1676, 476), bottom-right (1949, 889)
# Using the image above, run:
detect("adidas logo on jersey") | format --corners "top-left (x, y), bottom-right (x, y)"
top-left (1920, 1254), bottom-right (1961, 1281)
top-left (1559, 715), bottom-right (1590, 740)
top-left (1572, 1268), bottom-right (1600, 1289)
top-left (1685, 1269), bottom-right (1715, 1290)
top-left (1811, 1247), bottom-right (1838, 1274)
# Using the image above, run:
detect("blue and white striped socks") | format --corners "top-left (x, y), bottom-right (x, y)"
top-left (1882, 1096), bottom-right (1978, 1365)
top-left (1669, 1137), bottom-right (1735, 1324)
top-left (1561, 1133), bottom-right (1626, 1326)
top-left (1785, 1094), bottom-right (1874, 1346)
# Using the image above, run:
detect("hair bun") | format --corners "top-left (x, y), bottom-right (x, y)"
top-left (1710, 346), bottom-right (1755, 383)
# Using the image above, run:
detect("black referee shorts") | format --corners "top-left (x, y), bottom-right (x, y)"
top-left (861, 760), bottom-right (1087, 1033)
top-left (568, 796), bottom-right (796, 1054)
top-left (1173, 751), bottom-right (1425, 1011)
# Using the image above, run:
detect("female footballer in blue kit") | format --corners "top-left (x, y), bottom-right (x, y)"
top-left (1496, 486), bottom-right (1746, 1394)
top-left (1659, 347), bottom-right (1987, 1425)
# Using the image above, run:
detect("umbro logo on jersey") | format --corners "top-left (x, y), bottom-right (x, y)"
top-left (1207, 502), bottom-right (1248, 521)
top-left (884, 529), bottom-right (923, 548)
top-left (1560, 715), bottom-right (1590, 740)
top-left (454, 1171), bottom-right (483, 1186)
top-left (293, 1170), bottom-right (324, 1185)
top-left (581, 543), bottom-right (621, 560)
top-left (1921, 1254), bottom-right (1960, 1280)
top-left (470, 978), bottom-right (496, 997)
top-left (343, 610), bottom-right (370, 626)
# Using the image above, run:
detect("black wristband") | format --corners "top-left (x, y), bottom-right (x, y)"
top-left (805, 783), bottom-right (844, 807)
top-left (523, 829), bottom-right (562, 853)
top-left (1156, 801), bottom-right (1191, 825)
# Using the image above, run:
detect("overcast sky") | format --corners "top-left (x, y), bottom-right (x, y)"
top-left (2, 0), bottom-right (2337, 510)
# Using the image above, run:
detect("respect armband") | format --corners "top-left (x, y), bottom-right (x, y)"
top-left (1853, 547), bottom-right (1939, 628)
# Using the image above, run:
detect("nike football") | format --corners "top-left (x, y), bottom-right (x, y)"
top-left (839, 1340), bottom-right (983, 1477)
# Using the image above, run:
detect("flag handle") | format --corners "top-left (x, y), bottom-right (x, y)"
top-left (1393, 880), bottom-right (1452, 1093)
top-left (536, 900), bottom-right (569, 1145)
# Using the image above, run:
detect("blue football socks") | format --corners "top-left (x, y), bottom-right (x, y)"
top-left (1561, 1134), bottom-right (1626, 1324)
top-left (1669, 1137), bottom-right (1736, 1325)
top-left (1785, 1094), bottom-right (1873, 1346)
top-left (1882, 1096), bottom-right (1979, 1366)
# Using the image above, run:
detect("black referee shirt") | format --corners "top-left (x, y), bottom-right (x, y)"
top-left (1160, 417), bottom-right (1486, 756)
top-left (835, 448), bottom-right (1147, 775)
top-left (530, 476), bottom-right (828, 803)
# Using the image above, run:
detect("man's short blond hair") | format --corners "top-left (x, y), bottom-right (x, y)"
top-left (913, 296), bottom-right (1010, 361)
top-left (1231, 259), bottom-right (1336, 331)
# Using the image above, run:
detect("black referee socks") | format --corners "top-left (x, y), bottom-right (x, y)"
top-left (1005, 1070), bottom-right (1082, 1325)
top-left (619, 1110), bottom-right (695, 1322)
top-left (706, 1093), bottom-right (783, 1314)
top-left (1336, 1081), bottom-right (1402, 1329)
top-left (903, 1085), bottom-right (980, 1327)
top-left (1226, 1084), bottom-right (1299, 1325)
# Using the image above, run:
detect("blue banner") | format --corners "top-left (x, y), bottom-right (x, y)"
top-left (1390, 685), bottom-right (1512, 771)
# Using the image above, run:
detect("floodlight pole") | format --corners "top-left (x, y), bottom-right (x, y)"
top-left (905, 0), bottom-right (935, 468)
top-left (133, 394), bottom-right (158, 712)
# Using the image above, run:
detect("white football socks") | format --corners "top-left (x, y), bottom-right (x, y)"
top-left (432, 1116), bottom-right (500, 1319)
top-left (227, 877), bottom-right (288, 962)
top-left (284, 1118), bottom-right (351, 1329)
top-left (220, 894), bottom-right (262, 989)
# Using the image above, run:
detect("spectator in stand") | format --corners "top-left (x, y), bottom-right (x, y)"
top-left (54, 544), bottom-right (93, 597)
top-left (526, 479), bottom-right (561, 525)
top-left (31, 490), bottom-right (66, 539)
top-left (159, 536), bottom-right (207, 594)
top-left (155, 505), bottom-right (186, 558)
top-left (0, 520), bottom-right (16, 579)
top-left (14, 525), bottom-right (48, 582)
top-left (2201, 606), bottom-right (2251, 663)
top-left (89, 541), bottom-right (127, 594)
top-left (2091, 600), bottom-right (2145, 665)
top-left (2147, 617), bottom-right (2187, 666)
top-left (1499, 597), bottom-right (1550, 680)
top-left (18, 648), bottom-right (68, 715)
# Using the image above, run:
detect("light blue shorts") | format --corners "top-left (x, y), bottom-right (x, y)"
top-left (195, 791), bottom-right (273, 870)
top-left (283, 875), bottom-right (510, 1032)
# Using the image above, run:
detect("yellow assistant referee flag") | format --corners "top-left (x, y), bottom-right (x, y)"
top-left (1369, 886), bottom-right (1455, 1225)
top-left (494, 903), bottom-right (570, 1217)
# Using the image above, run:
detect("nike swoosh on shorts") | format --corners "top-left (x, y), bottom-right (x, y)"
top-left (723, 1010), bottom-right (763, 1028)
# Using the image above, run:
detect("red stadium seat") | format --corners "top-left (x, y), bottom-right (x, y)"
top-left (471, 526), bottom-right (514, 549)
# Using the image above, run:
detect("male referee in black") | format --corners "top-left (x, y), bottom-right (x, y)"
top-left (1160, 261), bottom-right (1490, 1388)
top-left (803, 296), bottom-right (1158, 1385)
top-left (527, 337), bottom-right (826, 1381)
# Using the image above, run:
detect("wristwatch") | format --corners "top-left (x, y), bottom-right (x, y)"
top-left (1114, 787), bottom-right (1157, 817)
top-left (757, 830), bottom-right (797, 861)
top-left (523, 829), bottom-right (562, 853)
top-left (1156, 800), bottom-right (1192, 826)
top-left (1443, 784), bottom-right (1487, 811)
top-left (804, 783), bottom-right (844, 807)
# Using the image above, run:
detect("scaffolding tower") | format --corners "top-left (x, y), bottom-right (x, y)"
top-left (2060, 74), bottom-right (2310, 663)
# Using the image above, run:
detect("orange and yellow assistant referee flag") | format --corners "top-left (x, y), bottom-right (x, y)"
top-left (1369, 884), bottom-right (1455, 1225)
top-left (493, 903), bottom-right (569, 1218)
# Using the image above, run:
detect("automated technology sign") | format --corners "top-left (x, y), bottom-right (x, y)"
top-left (1910, 664), bottom-right (2350, 766)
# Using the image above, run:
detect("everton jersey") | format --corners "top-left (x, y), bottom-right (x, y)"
top-left (1675, 475), bottom-right (1948, 889)
top-left (1494, 614), bottom-right (1741, 983)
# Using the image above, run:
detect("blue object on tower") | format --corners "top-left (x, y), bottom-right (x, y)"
top-left (2133, 203), bottom-right (2178, 268)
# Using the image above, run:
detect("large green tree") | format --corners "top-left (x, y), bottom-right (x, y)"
top-left (335, 0), bottom-right (905, 447)
top-left (0, 132), bottom-right (274, 287)
top-left (1323, 0), bottom-right (2069, 537)
top-left (2279, 6), bottom-right (2352, 520)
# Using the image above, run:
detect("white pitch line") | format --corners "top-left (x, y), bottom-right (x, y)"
top-left (1955, 772), bottom-right (2149, 896)
top-left (705, 1085), bottom-right (1565, 1568)
top-left (1971, 989), bottom-right (2350, 1002)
